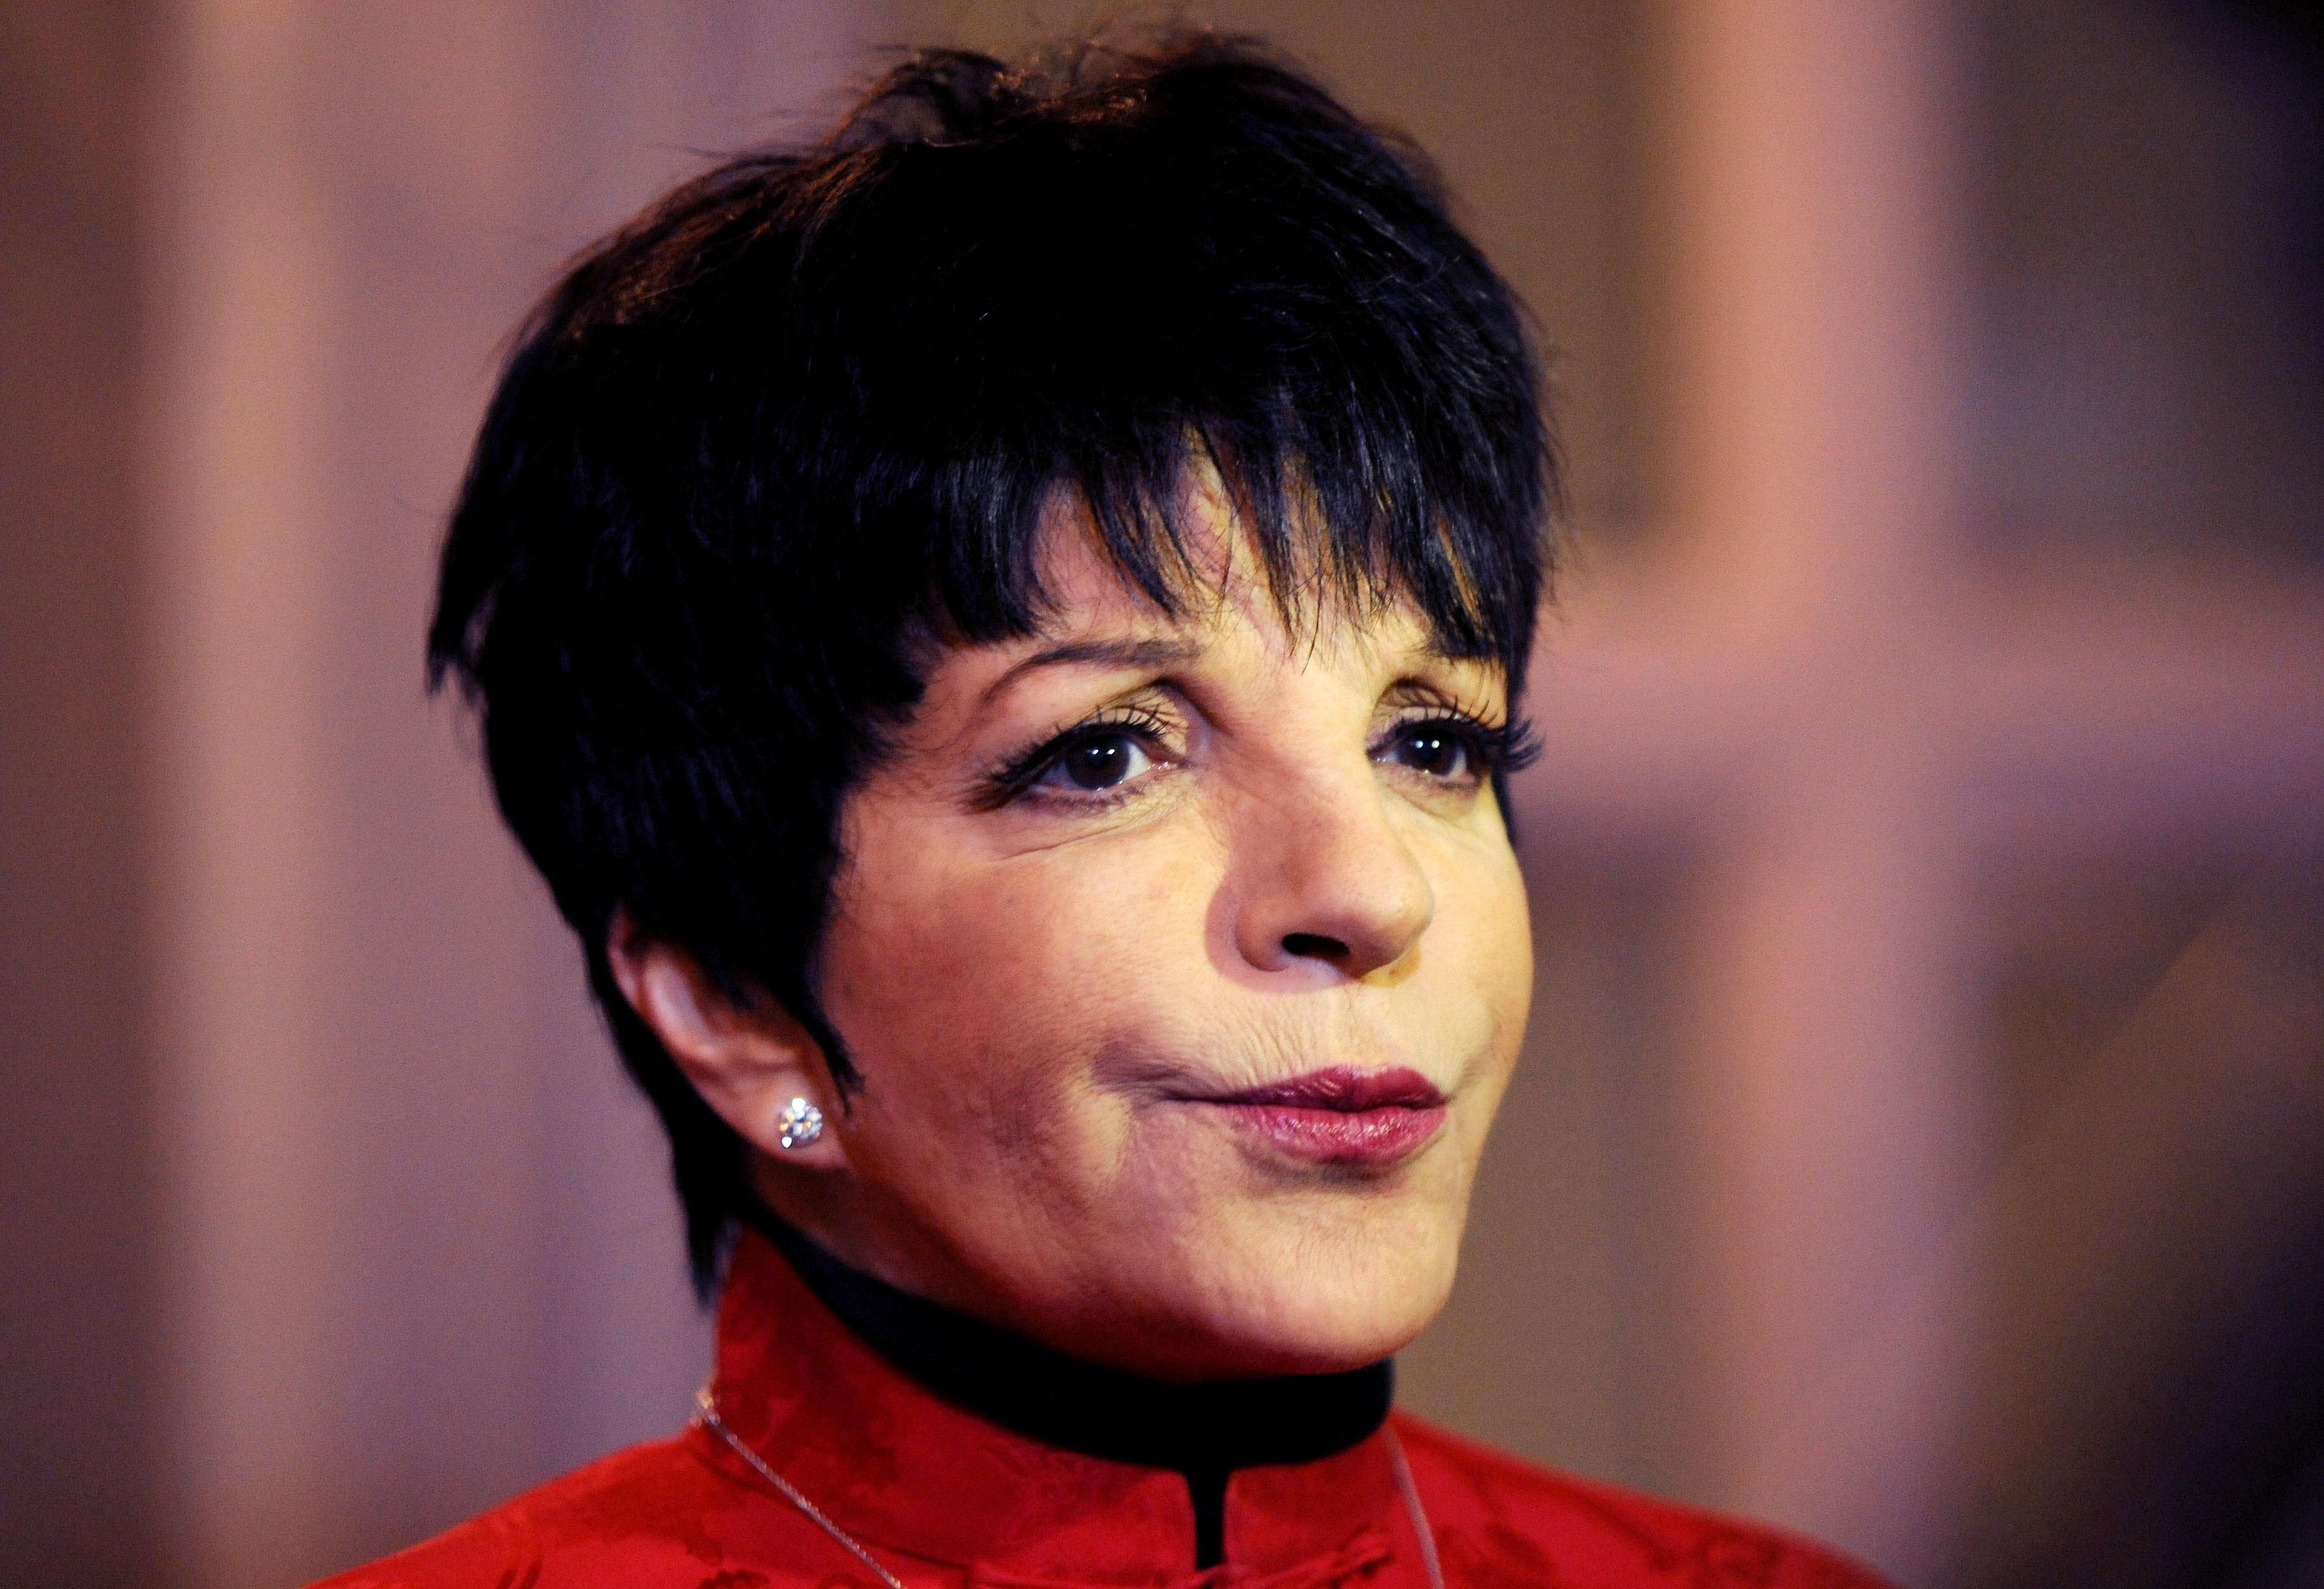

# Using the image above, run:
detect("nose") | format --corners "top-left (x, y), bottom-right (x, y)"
top-left (1229, 773), bottom-right (1435, 981)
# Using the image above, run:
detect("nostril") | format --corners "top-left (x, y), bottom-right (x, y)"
top-left (1281, 931), bottom-right (1348, 962)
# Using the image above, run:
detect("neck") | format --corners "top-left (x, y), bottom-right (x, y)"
top-left (746, 1208), bottom-right (1393, 1568)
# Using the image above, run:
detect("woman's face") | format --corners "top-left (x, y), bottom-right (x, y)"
top-left (777, 499), bottom-right (1533, 1379)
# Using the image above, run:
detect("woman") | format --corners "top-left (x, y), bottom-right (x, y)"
top-left (324, 34), bottom-right (1887, 1589)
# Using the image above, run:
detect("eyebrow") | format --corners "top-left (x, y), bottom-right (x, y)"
top-left (975, 635), bottom-right (1205, 709)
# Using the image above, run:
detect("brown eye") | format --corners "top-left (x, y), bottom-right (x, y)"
top-left (1038, 730), bottom-right (1153, 792)
top-left (1382, 723), bottom-right (1475, 780)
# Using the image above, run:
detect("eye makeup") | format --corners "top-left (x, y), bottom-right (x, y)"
top-left (970, 683), bottom-right (1539, 817)
top-left (1367, 676), bottom-right (1541, 784)
top-left (971, 699), bottom-right (1186, 811)
top-left (1368, 708), bottom-right (1542, 787)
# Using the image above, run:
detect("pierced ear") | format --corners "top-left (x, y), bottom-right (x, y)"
top-left (605, 913), bottom-right (847, 1171)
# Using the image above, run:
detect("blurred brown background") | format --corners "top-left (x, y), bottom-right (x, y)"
top-left (4, 3), bottom-right (2320, 1585)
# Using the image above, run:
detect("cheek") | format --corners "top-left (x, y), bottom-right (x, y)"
top-left (1486, 861), bottom-right (1534, 1025)
top-left (1435, 840), bottom-right (1534, 1072)
top-left (816, 814), bottom-right (1228, 1280)
top-left (818, 815), bottom-right (1213, 1121)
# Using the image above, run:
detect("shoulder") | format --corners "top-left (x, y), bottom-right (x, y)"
top-left (1389, 1413), bottom-right (1894, 1589)
top-left (307, 1432), bottom-right (775, 1588)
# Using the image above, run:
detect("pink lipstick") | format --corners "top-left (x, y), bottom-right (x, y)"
top-left (1202, 1066), bottom-right (1447, 1168)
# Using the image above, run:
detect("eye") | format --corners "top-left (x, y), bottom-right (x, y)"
top-left (1379, 719), bottom-right (1478, 782)
top-left (975, 700), bottom-right (1183, 812)
top-left (1035, 728), bottom-right (1156, 793)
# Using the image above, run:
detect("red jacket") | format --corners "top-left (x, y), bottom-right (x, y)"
top-left (317, 1231), bottom-right (1888, 1588)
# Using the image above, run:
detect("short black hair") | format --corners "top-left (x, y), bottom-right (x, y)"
top-left (429, 31), bottom-right (1559, 1294)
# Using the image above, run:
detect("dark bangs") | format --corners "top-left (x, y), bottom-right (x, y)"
top-left (822, 44), bottom-right (1556, 674)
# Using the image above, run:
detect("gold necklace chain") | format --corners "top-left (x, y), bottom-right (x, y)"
top-left (695, 1388), bottom-right (910, 1589)
top-left (693, 1385), bottom-right (1446, 1589)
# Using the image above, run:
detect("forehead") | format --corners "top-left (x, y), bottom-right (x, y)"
top-left (1018, 476), bottom-right (1461, 667)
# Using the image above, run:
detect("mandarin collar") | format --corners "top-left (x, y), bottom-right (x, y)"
top-left (750, 1209), bottom-right (1393, 1476)
top-left (694, 1227), bottom-right (1416, 1585)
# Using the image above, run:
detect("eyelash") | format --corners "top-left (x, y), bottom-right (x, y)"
top-left (1375, 711), bottom-right (1544, 783)
top-left (975, 702), bottom-right (1181, 809)
top-left (977, 700), bottom-right (1543, 811)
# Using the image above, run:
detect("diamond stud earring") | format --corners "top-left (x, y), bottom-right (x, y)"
top-left (776, 1096), bottom-right (824, 1150)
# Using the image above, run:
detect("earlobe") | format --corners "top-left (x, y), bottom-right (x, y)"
top-left (605, 914), bottom-right (848, 1171)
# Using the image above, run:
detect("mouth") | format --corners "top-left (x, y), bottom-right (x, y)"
top-left (1192, 1066), bottom-right (1448, 1168)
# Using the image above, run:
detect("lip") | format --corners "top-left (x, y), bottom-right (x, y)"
top-left (1197, 1066), bottom-right (1447, 1168)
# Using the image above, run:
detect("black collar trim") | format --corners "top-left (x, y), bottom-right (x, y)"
top-left (748, 1208), bottom-right (1393, 1477)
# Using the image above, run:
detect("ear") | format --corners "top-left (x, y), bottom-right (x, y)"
top-left (605, 912), bottom-right (848, 1171)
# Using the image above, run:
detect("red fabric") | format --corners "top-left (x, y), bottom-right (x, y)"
top-left (316, 1231), bottom-right (1890, 1588)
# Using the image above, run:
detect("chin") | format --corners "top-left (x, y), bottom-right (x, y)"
top-left (1160, 1200), bottom-right (1466, 1378)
